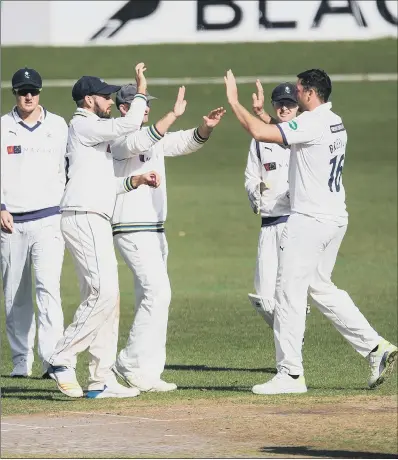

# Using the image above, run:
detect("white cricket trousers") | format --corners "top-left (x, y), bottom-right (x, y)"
top-left (114, 231), bottom-right (171, 382)
top-left (274, 212), bottom-right (380, 375)
top-left (49, 211), bottom-right (120, 390)
top-left (1, 214), bottom-right (64, 370)
top-left (255, 222), bottom-right (286, 314)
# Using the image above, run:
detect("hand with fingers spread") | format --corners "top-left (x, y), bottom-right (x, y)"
top-left (198, 107), bottom-right (226, 138)
top-left (224, 69), bottom-right (239, 105)
top-left (1, 210), bottom-right (14, 233)
top-left (203, 107), bottom-right (226, 128)
top-left (172, 86), bottom-right (187, 118)
top-left (252, 79), bottom-right (265, 117)
top-left (135, 62), bottom-right (147, 95)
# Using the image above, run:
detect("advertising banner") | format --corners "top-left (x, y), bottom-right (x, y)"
top-left (1, 0), bottom-right (397, 46)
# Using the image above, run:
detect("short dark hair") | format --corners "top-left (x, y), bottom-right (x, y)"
top-left (297, 69), bottom-right (332, 102)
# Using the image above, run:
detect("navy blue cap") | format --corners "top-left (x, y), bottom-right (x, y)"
top-left (271, 83), bottom-right (297, 103)
top-left (72, 76), bottom-right (121, 101)
top-left (12, 67), bottom-right (42, 89)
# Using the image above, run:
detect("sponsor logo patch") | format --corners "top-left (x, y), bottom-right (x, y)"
top-left (330, 123), bottom-right (345, 133)
top-left (7, 145), bottom-right (22, 154)
top-left (288, 120), bottom-right (298, 130)
top-left (264, 162), bottom-right (276, 171)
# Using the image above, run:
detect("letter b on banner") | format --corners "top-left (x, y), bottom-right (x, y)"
top-left (197, 0), bottom-right (242, 30)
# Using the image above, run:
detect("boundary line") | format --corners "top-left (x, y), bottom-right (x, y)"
top-left (1, 73), bottom-right (397, 89)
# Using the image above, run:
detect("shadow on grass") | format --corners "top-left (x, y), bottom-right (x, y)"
top-left (178, 385), bottom-right (250, 392)
top-left (1, 387), bottom-right (71, 401)
top-left (260, 446), bottom-right (398, 458)
top-left (0, 375), bottom-right (50, 381)
top-left (165, 364), bottom-right (276, 374)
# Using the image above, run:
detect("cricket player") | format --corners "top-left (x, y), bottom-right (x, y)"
top-left (1, 67), bottom-right (67, 378)
top-left (245, 82), bottom-right (298, 328)
top-left (110, 83), bottom-right (226, 392)
top-left (48, 64), bottom-right (162, 399)
top-left (225, 68), bottom-right (397, 394)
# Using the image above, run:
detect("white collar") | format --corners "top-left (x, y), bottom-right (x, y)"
top-left (73, 108), bottom-right (99, 119)
top-left (312, 102), bottom-right (332, 113)
top-left (13, 105), bottom-right (45, 124)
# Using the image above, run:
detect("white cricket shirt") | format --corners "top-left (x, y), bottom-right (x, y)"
top-left (277, 102), bottom-right (348, 224)
top-left (245, 139), bottom-right (291, 218)
top-left (60, 94), bottom-right (148, 218)
top-left (1, 106), bottom-right (68, 217)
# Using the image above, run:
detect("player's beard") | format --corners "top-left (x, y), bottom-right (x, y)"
top-left (93, 100), bottom-right (111, 119)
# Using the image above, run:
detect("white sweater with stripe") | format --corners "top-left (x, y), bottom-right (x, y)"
top-left (111, 127), bottom-right (207, 234)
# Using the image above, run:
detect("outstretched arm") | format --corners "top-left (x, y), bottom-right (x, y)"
top-left (162, 107), bottom-right (226, 157)
top-left (225, 70), bottom-right (283, 144)
top-left (252, 79), bottom-right (278, 125)
top-left (112, 86), bottom-right (188, 160)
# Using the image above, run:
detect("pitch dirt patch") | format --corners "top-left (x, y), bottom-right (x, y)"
top-left (2, 396), bottom-right (397, 458)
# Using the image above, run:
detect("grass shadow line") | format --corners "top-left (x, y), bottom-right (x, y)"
top-left (165, 364), bottom-right (276, 374)
top-left (260, 446), bottom-right (398, 458)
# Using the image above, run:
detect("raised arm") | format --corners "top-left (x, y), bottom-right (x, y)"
top-left (225, 70), bottom-right (283, 143)
top-left (162, 107), bottom-right (226, 157)
top-left (112, 86), bottom-right (188, 160)
top-left (76, 63), bottom-right (149, 146)
top-left (252, 80), bottom-right (278, 125)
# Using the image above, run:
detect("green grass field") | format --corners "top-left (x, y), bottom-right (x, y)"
top-left (1, 41), bottom-right (397, 456)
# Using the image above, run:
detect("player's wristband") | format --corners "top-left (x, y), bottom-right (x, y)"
top-left (123, 176), bottom-right (137, 192)
top-left (1, 203), bottom-right (6, 211)
top-left (193, 127), bottom-right (208, 144)
top-left (133, 93), bottom-right (147, 102)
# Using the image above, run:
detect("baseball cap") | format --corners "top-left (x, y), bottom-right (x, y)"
top-left (271, 83), bottom-right (298, 104)
top-left (116, 84), bottom-right (156, 108)
top-left (12, 67), bottom-right (42, 90)
top-left (72, 76), bottom-right (121, 101)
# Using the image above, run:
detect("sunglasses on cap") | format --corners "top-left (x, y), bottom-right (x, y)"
top-left (272, 100), bottom-right (297, 109)
top-left (15, 88), bottom-right (41, 97)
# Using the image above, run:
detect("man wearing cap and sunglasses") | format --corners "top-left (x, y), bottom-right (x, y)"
top-left (48, 63), bottom-right (165, 399)
top-left (245, 82), bottom-right (299, 329)
top-left (110, 83), bottom-right (226, 393)
top-left (1, 67), bottom-right (68, 379)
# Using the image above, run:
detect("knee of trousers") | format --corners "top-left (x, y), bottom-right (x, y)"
top-left (143, 282), bottom-right (171, 309)
top-left (308, 281), bottom-right (337, 297)
top-left (94, 283), bottom-right (119, 308)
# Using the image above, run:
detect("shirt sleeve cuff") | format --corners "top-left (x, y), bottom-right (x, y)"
top-left (148, 124), bottom-right (164, 142)
top-left (1, 203), bottom-right (6, 211)
top-left (276, 124), bottom-right (288, 146)
top-left (193, 128), bottom-right (208, 144)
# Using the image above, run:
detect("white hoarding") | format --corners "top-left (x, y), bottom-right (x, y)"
top-left (1, 0), bottom-right (397, 46)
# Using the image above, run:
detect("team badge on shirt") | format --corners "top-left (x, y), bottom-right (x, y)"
top-left (7, 145), bottom-right (22, 154)
top-left (264, 162), bottom-right (277, 171)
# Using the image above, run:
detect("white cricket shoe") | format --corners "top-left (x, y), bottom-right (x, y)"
top-left (48, 365), bottom-right (83, 398)
top-left (368, 339), bottom-right (398, 389)
top-left (112, 365), bottom-right (177, 392)
top-left (86, 380), bottom-right (140, 399)
top-left (10, 358), bottom-right (32, 378)
top-left (252, 372), bottom-right (307, 395)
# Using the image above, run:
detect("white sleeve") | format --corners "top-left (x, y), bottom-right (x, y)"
top-left (58, 119), bottom-right (68, 190)
top-left (114, 176), bottom-right (137, 195)
top-left (244, 139), bottom-right (262, 196)
top-left (111, 124), bottom-right (164, 160)
top-left (1, 137), bottom-right (6, 211)
top-left (277, 112), bottom-right (323, 146)
top-left (161, 128), bottom-right (208, 157)
top-left (75, 94), bottom-right (147, 146)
